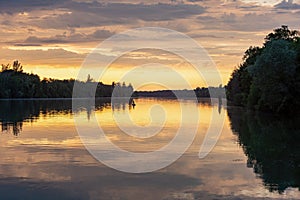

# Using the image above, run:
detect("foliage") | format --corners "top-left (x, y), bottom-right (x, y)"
top-left (248, 40), bottom-right (297, 112)
top-left (0, 61), bottom-right (133, 98)
top-left (0, 69), bottom-right (40, 98)
top-left (265, 25), bottom-right (299, 43)
top-left (226, 25), bottom-right (300, 114)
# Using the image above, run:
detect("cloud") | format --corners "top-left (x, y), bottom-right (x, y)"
top-left (20, 29), bottom-right (115, 45)
top-left (70, 2), bottom-right (205, 21)
top-left (0, 1), bottom-right (205, 29)
top-left (275, 0), bottom-right (300, 9)
top-left (14, 43), bottom-right (42, 47)
top-left (187, 0), bottom-right (205, 2)
top-left (41, 2), bottom-right (204, 28)
top-left (188, 33), bottom-right (221, 38)
top-left (0, 0), bottom-right (69, 14)
top-left (0, 48), bottom-right (86, 66)
top-left (197, 12), bottom-right (295, 32)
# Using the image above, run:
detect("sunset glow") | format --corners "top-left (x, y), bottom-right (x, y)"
top-left (1, 0), bottom-right (300, 89)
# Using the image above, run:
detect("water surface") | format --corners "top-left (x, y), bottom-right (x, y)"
top-left (0, 98), bottom-right (299, 199)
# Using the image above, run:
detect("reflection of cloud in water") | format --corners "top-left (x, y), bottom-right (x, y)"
top-left (0, 146), bottom-right (201, 199)
top-left (0, 99), bottom-right (299, 199)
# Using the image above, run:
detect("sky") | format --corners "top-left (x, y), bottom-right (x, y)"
top-left (1, 0), bottom-right (300, 89)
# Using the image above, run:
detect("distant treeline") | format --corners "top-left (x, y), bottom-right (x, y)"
top-left (135, 90), bottom-right (198, 98)
top-left (135, 86), bottom-right (225, 98)
top-left (226, 25), bottom-right (300, 114)
top-left (0, 61), bottom-right (133, 98)
top-left (0, 61), bottom-right (224, 99)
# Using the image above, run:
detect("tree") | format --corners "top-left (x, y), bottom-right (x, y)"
top-left (226, 46), bottom-right (261, 106)
top-left (86, 74), bottom-right (93, 83)
top-left (248, 39), bottom-right (297, 112)
top-left (0, 61), bottom-right (126, 99)
top-left (1, 63), bottom-right (10, 72)
top-left (265, 25), bottom-right (299, 43)
top-left (12, 60), bottom-right (23, 72)
top-left (226, 25), bottom-right (300, 114)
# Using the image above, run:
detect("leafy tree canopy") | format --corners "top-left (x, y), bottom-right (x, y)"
top-left (226, 25), bottom-right (300, 114)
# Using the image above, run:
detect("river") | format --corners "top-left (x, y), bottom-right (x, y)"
top-left (0, 98), bottom-right (299, 199)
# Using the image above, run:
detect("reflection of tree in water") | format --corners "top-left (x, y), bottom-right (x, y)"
top-left (227, 107), bottom-right (300, 193)
top-left (1, 122), bottom-right (23, 136)
top-left (111, 97), bottom-right (136, 111)
top-left (0, 100), bottom-right (39, 136)
top-left (0, 99), bottom-right (111, 135)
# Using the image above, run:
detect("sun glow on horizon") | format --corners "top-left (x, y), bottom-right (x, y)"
top-left (1, 0), bottom-right (299, 89)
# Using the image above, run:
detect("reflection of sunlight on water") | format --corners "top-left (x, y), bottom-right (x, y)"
top-left (6, 137), bottom-right (82, 148)
top-left (90, 98), bottom-right (202, 152)
top-left (240, 0), bottom-right (281, 6)
top-left (112, 102), bottom-right (168, 138)
top-left (0, 99), bottom-right (299, 199)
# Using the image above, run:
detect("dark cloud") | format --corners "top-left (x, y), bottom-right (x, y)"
top-left (187, 0), bottom-right (204, 2)
top-left (91, 29), bottom-right (115, 39)
top-left (0, 0), bottom-right (69, 14)
top-left (197, 12), bottom-right (286, 32)
top-left (0, 1), bottom-right (205, 29)
top-left (238, 5), bottom-right (260, 9)
top-left (20, 29), bottom-right (115, 45)
top-left (38, 3), bottom-right (204, 28)
top-left (14, 43), bottom-right (42, 47)
top-left (275, 0), bottom-right (300, 9)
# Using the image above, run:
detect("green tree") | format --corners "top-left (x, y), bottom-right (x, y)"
top-left (0, 61), bottom-right (122, 99)
top-left (226, 25), bottom-right (300, 114)
top-left (265, 25), bottom-right (299, 43)
top-left (248, 40), bottom-right (297, 113)
top-left (226, 46), bottom-right (261, 106)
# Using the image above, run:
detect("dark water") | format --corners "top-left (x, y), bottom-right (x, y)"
top-left (228, 107), bottom-right (300, 194)
top-left (0, 99), bottom-right (299, 199)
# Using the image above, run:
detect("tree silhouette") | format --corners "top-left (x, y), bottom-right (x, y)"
top-left (12, 60), bottom-right (23, 72)
top-left (226, 25), bottom-right (300, 114)
top-left (0, 61), bottom-right (129, 98)
top-left (265, 25), bottom-right (299, 43)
